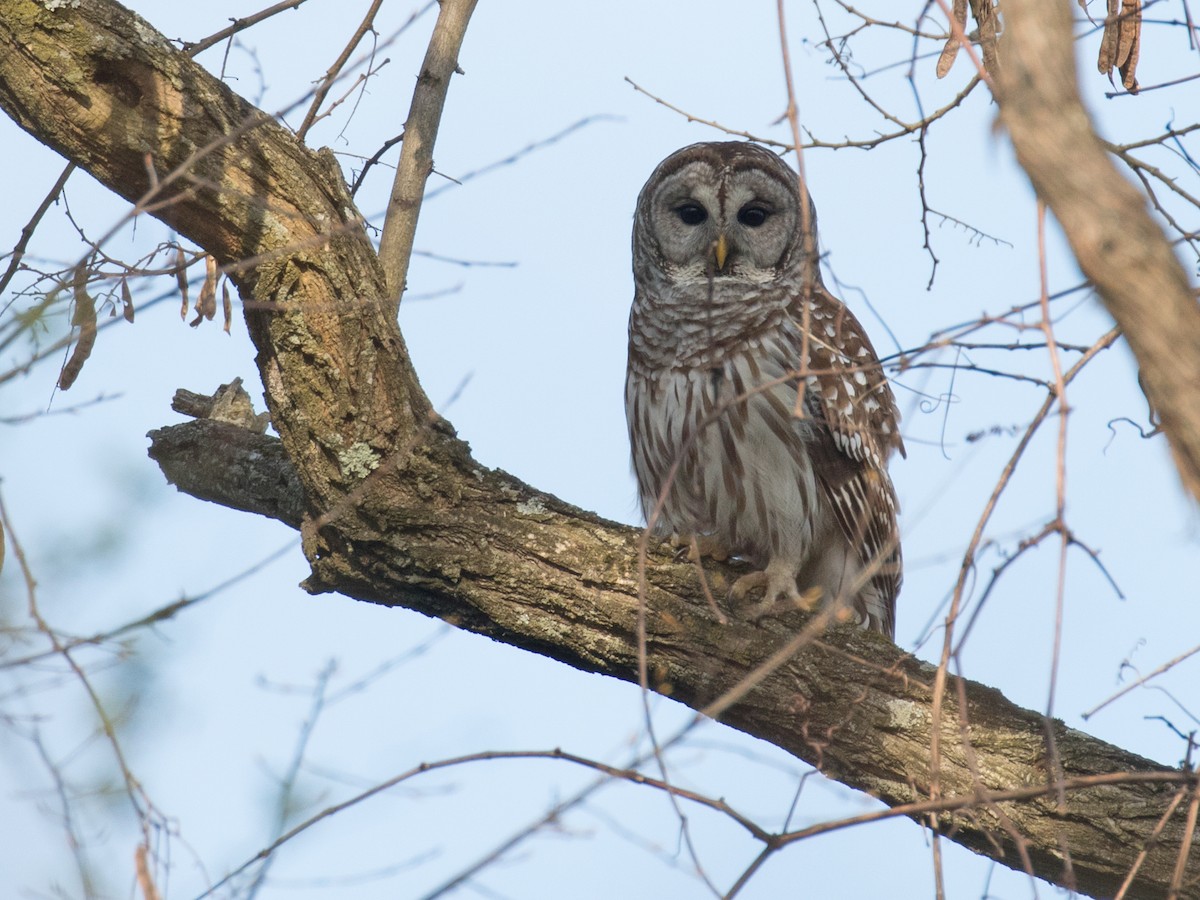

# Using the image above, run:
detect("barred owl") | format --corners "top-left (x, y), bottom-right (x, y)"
top-left (625, 141), bottom-right (904, 638)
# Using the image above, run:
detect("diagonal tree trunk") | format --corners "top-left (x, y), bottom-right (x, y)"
top-left (995, 0), bottom-right (1200, 505)
top-left (1, 1), bottom-right (1197, 896)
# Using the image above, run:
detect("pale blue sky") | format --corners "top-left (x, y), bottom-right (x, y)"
top-left (2, 2), bottom-right (1198, 898)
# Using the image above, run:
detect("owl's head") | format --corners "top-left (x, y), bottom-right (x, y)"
top-left (633, 141), bottom-right (817, 286)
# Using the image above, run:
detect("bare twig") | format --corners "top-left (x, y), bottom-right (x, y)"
top-left (296, 0), bottom-right (388, 140)
top-left (295, 1), bottom-right (436, 142)
top-left (1169, 769), bottom-right (1200, 898)
top-left (623, 78), bottom-right (791, 149)
top-left (0, 162), bottom-right (73, 298)
top-left (245, 661), bottom-right (337, 898)
top-left (1035, 198), bottom-right (1071, 814)
top-left (202, 742), bottom-right (1198, 900)
top-left (0, 540), bottom-right (298, 671)
top-left (181, 0), bottom-right (310, 57)
top-left (348, 132), bottom-right (405, 196)
top-left (1115, 779), bottom-right (1193, 899)
top-left (928, 326), bottom-right (1122, 883)
top-left (1085, 642), bottom-right (1200, 720)
top-left (424, 115), bottom-right (618, 200)
top-left (0, 488), bottom-right (165, 897)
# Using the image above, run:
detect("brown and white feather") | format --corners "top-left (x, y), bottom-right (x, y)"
top-left (626, 141), bottom-right (903, 638)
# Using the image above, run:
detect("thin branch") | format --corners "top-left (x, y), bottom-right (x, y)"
top-left (1085, 642), bottom-right (1200, 720)
top-left (1035, 198), bottom-right (1072, 814)
top-left (1115, 780), bottom-right (1193, 900)
top-left (1169, 771), bottom-right (1200, 898)
top-left (348, 132), bottom-right (405, 196)
top-left (245, 661), bottom-right (337, 898)
top-left (424, 115), bottom-right (618, 200)
top-left (622, 78), bottom-right (791, 149)
top-left (0, 488), bottom-right (166, 897)
top-left (0, 162), bottom-right (74, 298)
top-left (295, 0), bottom-right (388, 140)
top-left (202, 743), bottom-right (1199, 900)
top-left (378, 0), bottom-right (479, 309)
top-left (181, 0), bottom-right (310, 56)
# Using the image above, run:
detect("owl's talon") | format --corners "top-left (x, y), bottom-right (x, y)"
top-left (731, 569), bottom-right (822, 620)
top-left (729, 570), bottom-right (768, 604)
top-left (669, 534), bottom-right (729, 563)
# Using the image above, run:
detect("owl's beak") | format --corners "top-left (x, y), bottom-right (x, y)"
top-left (713, 233), bottom-right (729, 272)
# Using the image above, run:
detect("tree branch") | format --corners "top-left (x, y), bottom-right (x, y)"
top-left (144, 410), bottom-right (1197, 899)
top-left (148, 419), bottom-right (306, 529)
top-left (995, 0), bottom-right (1200, 504)
top-left (2, 1), bottom-right (1197, 896)
top-left (377, 0), bottom-right (479, 309)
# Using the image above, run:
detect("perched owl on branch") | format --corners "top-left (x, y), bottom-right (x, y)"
top-left (625, 141), bottom-right (904, 638)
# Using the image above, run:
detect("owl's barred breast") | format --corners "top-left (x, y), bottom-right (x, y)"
top-left (626, 278), bottom-right (785, 369)
top-left (626, 300), bottom-right (828, 570)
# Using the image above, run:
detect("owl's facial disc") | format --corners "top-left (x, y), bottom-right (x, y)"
top-left (649, 160), bottom-right (798, 279)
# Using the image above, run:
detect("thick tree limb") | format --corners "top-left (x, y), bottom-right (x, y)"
top-left (996, 0), bottom-right (1200, 503)
top-left (146, 412), bottom-right (1196, 899)
top-left (148, 420), bottom-right (306, 530)
top-left (2, 1), bottom-right (1198, 896)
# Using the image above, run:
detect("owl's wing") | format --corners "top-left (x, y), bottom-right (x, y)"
top-left (797, 284), bottom-right (905, 467)
top-left (791, 285), bottom-right (903, 624)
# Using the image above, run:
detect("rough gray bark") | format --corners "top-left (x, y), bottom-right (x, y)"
top-left (1, 1), bottom-right (1197, 896)
top-left (148, 418), bottom-right (306, 529)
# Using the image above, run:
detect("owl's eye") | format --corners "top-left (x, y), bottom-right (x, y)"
top-left (675, 203), bottom-right (708, 226)
top-left (738, 205), bottom-right (771, 228)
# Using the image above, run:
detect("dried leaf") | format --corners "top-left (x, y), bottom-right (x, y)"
top-left (196, 254), bottom-right (217, 321)
top-left (175, 245), bottom-right (188, 319)
top-left (1098, 1), bottom-right (1118, 72)
top-left (936, 0), bottom-right (968, 78)
top-left (935, 42), bottom-right (960, 79)
top-left (1098, 0), bottom-right (1141, 93)
top-left (121, 277), bottom-right (134, 323)
top-left (1119, 0), bottom-right (1141, 92)
top-left (1113, 1), bottom-right (1137, 67)
top-left (222, 280), bottom-right (232, 334)
top-left (58, 263), bottom-right (97, 391)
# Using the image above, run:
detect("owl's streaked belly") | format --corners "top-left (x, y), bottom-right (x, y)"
top-left (626, 345), bottom-right (824, 567)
